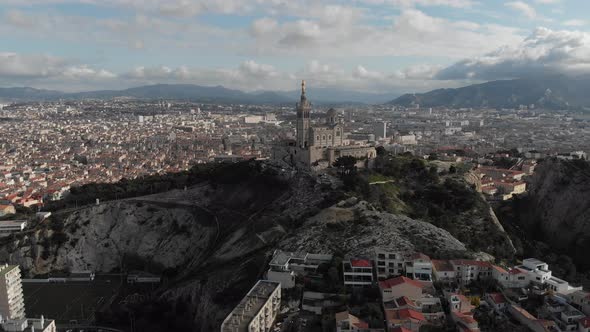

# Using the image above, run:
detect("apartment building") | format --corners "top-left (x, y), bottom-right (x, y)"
top-left (0, 265), bottom-right (25, 320)
top-left (266, 250), bottom-right (332, 289)
top-left (1, 316), bottom-right (56, 332)
top-left (221, 280), bottom-right (281, 332)
top-left (343, 258), bottom-right (374, 288)
top-left (375, 250), bottom-right (405, 280)
top-left (374, 250), bottom-right (432, 282)
top-left (0, 221), bottom-right (27, 238)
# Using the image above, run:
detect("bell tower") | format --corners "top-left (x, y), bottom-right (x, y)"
top-left (296, 80), bottom-right (311, 148)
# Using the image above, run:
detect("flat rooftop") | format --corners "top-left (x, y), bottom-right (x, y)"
top-left (0, 220), bottom-right (26, 227)
top-left (523, 258), bottom-right (546, 266)
top-left (223, 280), bottom-right (280, 331)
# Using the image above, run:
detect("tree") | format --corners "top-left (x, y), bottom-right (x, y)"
top-left (333, 156), bottom-right (357, 176)
top-left (376, 146), bottom-right (386, 157)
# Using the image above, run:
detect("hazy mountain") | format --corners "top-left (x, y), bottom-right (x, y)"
top-left (0, 84), bottom-right (395, 105)
top-left (277, 87), bottom-right (397, 104)
top-left (389, 75), bottom-right (590, 109)
top-left (0, 87), bottom-right (63, 101)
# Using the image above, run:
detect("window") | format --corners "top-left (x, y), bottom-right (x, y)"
top-left (336, 131), bottom-right (340, 136)
top-left (316, 136), bottom-right (320, 140)
top-left (322, 135), bottom-right (326, 140)
top-left (328, 135), bottom-right (331, 139)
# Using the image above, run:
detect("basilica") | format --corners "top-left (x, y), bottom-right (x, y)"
top-left (274, 81), bottom-right (376, 169)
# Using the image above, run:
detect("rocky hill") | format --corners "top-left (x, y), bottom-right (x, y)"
top-left (389, 75), bottom-right (590, 109)
top-left (0, 160), bottom-right (513, 330)
top-left (496, 158), bottom-right (590, 273)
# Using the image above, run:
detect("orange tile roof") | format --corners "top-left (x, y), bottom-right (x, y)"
top-left (386, 308), bottom-right (426, 322)
top-left (432, 259), bottom-right (454, 272)
top-left (379, 276), bottom-right (424, 290)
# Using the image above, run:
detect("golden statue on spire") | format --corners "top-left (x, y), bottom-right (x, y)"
top-left (301, 80), bottom-right (306, 95)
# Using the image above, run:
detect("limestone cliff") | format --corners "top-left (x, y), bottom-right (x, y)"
top-left (497, 158), bottom-right (590, 270)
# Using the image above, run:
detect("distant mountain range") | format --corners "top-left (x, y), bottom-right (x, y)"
top-left (0, 84), bottom-right (397, 105)
top-left (389, 75), bottom-right (590, 110)
top-left (7, 76), bottom-right (590, 109)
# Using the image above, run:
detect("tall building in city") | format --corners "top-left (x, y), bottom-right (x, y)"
top-left (273, 80), bottom-right (376, 169)
top-left (374, 121), bottom-right (387, 140)
top-left (221, 280), bottom-right (281, 332)
top-left (0, 264), bottom-right (25, 320)
top-left (296, 80), bottom-right (311, 148)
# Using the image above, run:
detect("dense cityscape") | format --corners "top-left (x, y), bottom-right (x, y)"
top-left (3, 0), bottom-right (590, 331)
top-left (1, 98), bottom-right (588, 212)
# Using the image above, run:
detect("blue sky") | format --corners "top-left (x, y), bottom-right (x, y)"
top-left (1, 0), bottom-right (590, 93)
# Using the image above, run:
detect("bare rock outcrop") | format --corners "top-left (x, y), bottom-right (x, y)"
top-left (280, 199), bottom-right (468, 258)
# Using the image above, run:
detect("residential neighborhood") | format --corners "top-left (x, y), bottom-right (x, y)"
top-left (222, 249), bottom-right (590, 332)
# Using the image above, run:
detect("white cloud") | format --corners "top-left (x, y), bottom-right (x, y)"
top-left (4, 9), bottom-right (36, 28)
top-left (359, 0), bottom-right (475, 8)
top-left (0, 52), bottom-right (117, 91)
top-left (505, 1), bottom-right (537, 19)
top-left (563, 19), bottom-right (586, 27)
top-left (436, 27), bottom-right (590, 80)
top-left (248, 9), bottom-right (523, 58)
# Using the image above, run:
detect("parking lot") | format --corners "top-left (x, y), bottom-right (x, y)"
top-left (22, 279), bottom-right (121, 323)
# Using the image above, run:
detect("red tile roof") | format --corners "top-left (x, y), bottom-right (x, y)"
top-left (397, 296), bottom-right (416, 307)
top-left (580, 317), bottom-right (590, 328)
top-left (491, 265), bottom-right (508, 274)
top-left (487, 293), bottom-right (507, 304)
top-left (410, 252), bottom-right (430, 261)
top-left (386, 308), bottom-right (426, 322)
top-left (379, 276), bottom-right (423, 290)
top-left (432, 259), bottom-right (454, 272)
top-left (350, 259), bottom-right (372, 268)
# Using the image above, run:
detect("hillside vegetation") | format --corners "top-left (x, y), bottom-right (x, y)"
top-left (339, 152), bottom-right (515, 259)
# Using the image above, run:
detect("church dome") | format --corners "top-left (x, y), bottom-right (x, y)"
top-left (326, 108), bottom-right (337, 117)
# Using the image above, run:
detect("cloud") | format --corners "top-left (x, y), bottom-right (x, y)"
top-left (505, 1), bottom-right (537, 19)
top-left (436, 27), bottom-right (590, 80)
top-left (4, 10), bottom-right (36, 28)
top-left (249, 8), bottom-right (522, 58)
top-left (359, 0), bottom-right (475, 8)
top-left (563, 19), bottom-right (586, 27)
top-left (0, 52), bottom-right (116, 86)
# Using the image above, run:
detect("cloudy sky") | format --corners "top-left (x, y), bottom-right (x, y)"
top-left (2, 0), bottom-right (590, 93)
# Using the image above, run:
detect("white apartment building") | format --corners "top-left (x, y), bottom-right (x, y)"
top-left (265, 250), bottom-right (332, 289)
top-left (406, 253), bottom-right (433, 282)
top-left (1, 316), bottom-right (56, 332)
top-left (515, 258), bottom-right (552, 285)
top-left (0, 265), bottom-right (25, 320)
top-left (374, 250), bottom-right (432, 282)
top-left (0, 221), bottom-right (27, 238)
top-left (221, 280), bottom-right (281, 332)
top-left (375, 250), bottom-right (405, 280)
top-left (450, 260), bottom-right (493, 285)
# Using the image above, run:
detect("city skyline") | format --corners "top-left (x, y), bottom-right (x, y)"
top-left (2, 0), bottom-right (590, 93)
